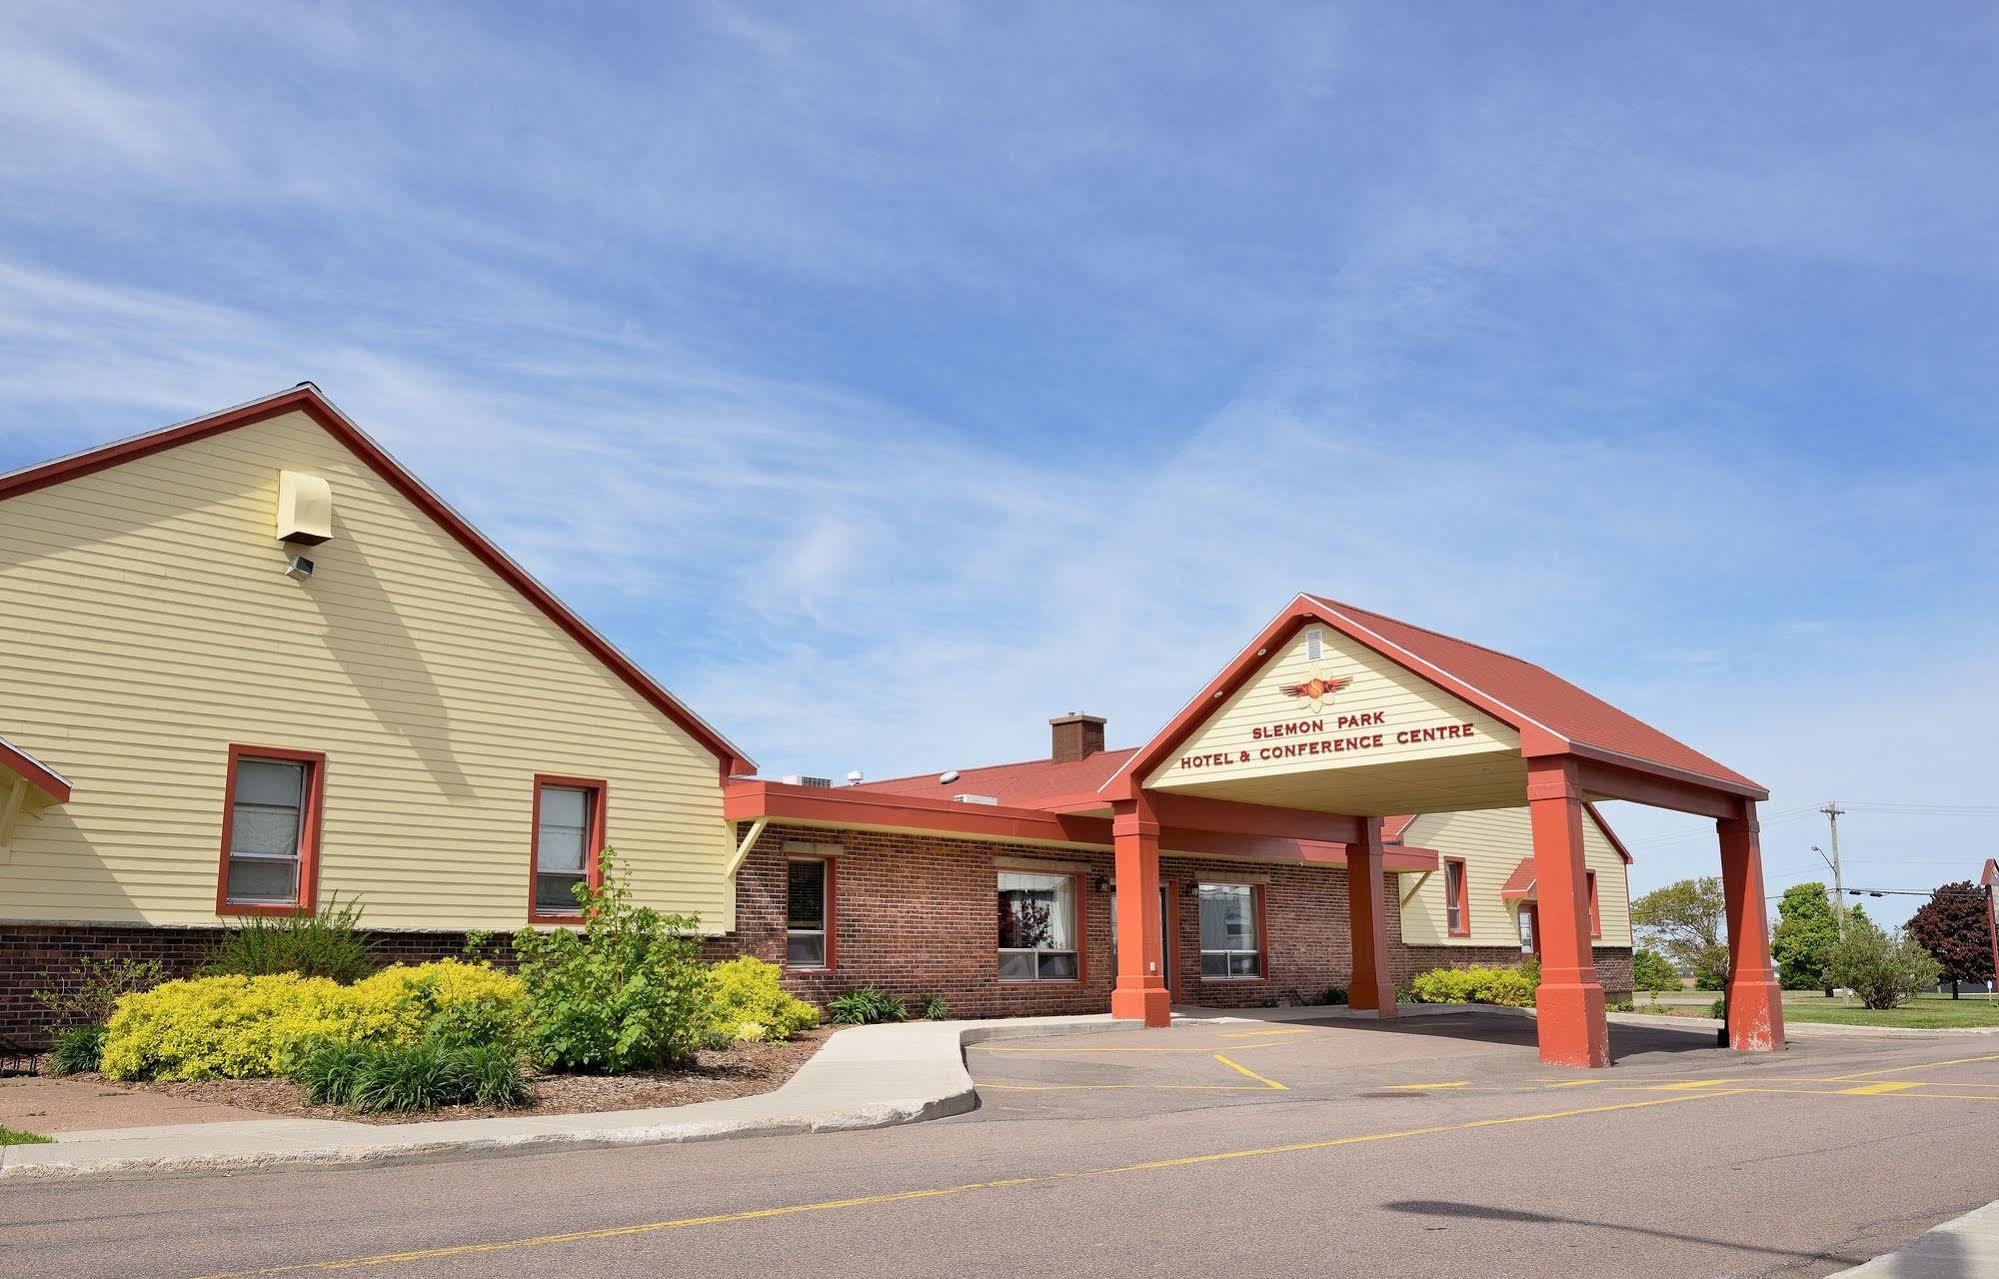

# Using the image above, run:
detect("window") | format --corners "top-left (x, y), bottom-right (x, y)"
top-left (531, 777), bottom-right (605, 920)
top-left (1587, 869), bottom-right (1601, 939)
top-left (997, 871), bottom-right (1079, 981)
top-left (787, 858), bottom-right (834, 969)
top-left (1444, 858), bottom-right (1469, 936)
top-left (217, 746), bottom-right (323, 916)
top-left (1198, 883), bottom-right (1262, 979)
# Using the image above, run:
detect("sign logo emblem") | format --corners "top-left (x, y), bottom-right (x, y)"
top-left (1279, 671), bottom-right (1351, 712)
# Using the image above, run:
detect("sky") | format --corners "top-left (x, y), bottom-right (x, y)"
top-left (2, 4), bottom-right (1995, 926)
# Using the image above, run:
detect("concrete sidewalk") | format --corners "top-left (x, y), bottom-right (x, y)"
top-left (0, 1013), bottom-right (1135, 1183)
top-left (1832, 1200), bottom-right (1999, 1276)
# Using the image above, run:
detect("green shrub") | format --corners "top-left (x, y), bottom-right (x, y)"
top-left (1708, 995), bottom-right (1728, 1019)
top-left (706, 957), bottom-right (820, 1042)
top-left (1606, 999), bottom-right (1635, 1013)
top-left (1829, 918), bottom-right (1943, 1010)
top-left (290, 1040), bottom-right (373, 1105)
top-left (457, 1042), bottom-right (535, 1108)
top-left (0, 1127), bottom-right (53, 1147)
top-left (99, 961), bottom-right (523, 1081)
top-left (511, 848), bottom-right (710, 1073)
top-left (1407, 964), bottom-right (1538, 1009)
top-left (1632, 948), bottom-right (1680, 995)
top-left (349, 1039), bottom-right (467, 1113)
top-left (827, 987), bottom-right (907, 1025)
top-left (921, 995), bottom-right (949, 1021)
top-left (201, 896), bottom-right (378, 983)
top-left (46, 1024), bottom-right (108, 1076)
top-left (1316, 986), bottom-right (1349, 1006)
top-left (33, 955), bottom-right (167, 1036)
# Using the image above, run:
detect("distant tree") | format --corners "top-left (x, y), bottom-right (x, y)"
top-left (1632, 878), bottom-right (1726, 982)
top-left (1908, 882), bottom-right (1995, 999)
top-left (1631, 948), bottom-right (1680, 998)
top-left (1828, 918), bottom-right (1942, 1010)
top-left (1771, 882), bottom-right (1840, 993)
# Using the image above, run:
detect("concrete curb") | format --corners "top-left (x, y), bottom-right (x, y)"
top-left (0, 1013), bottom-right (1139, 1184)
top-left (1830, 1199), bottom-right (1999, 1275)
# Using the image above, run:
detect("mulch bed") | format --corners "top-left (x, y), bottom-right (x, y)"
top-left (62, 1026), bottom-right (836, 1125)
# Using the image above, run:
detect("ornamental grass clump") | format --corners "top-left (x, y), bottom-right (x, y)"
top-left (511, 848), bottom-right (711, 1073)
top-left (826, 987), bottom-right (907, 1025)
top-left (200, 895), bottom-right (378, 983)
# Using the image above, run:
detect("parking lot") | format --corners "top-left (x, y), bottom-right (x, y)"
top-left (10, 1012), bottom-right (1999, 1278)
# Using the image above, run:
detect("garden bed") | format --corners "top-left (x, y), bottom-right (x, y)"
top-left (46, 1026), bottom-right (833, 1125)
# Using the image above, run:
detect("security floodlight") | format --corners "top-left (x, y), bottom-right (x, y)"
top-left (283, 554), bottom-right (315, 581)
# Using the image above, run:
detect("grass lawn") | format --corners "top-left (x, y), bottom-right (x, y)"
top-left (1627, 992), bottom-right (1999, 1029)
top-left (0, 1125), bottom-right (52, 1145)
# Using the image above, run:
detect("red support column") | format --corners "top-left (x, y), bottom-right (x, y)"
top-left (1526, 758), bottom-right (1610, 1068)
top-left (1111, 794), bottom-right (1171, 1027)
top-left (1718, 801), bottom-right (1786, 1053)
top-left (1347, 817), bottom-right (1397, 1018)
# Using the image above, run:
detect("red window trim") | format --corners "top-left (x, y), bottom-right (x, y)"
top-left (784, 854), bottom-right (838, 973)
top-left (1586, 869), bottom-right (1602, 940)
top-left (215, 744), bottom-right (326, 919)
top-left (528, 774), bottom-right (608, 924)
top-left (1444, 857), bottom-right (1470, 937)
top-left (995, 867), bottom-right (1088, 985)
top-left (1196, 880), bottom-right (1268, 982)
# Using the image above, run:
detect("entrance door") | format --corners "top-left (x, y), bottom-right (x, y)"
top-left (1518, 903), bottom-right (1542, 958)
top-left (1109, 885), bottom-right (1173, 995)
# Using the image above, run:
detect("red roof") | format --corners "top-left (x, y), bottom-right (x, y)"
top-left (856, 749), bottom-right (1139, 808)
top-left (1498, 857), bottom-right (1538, 900)
top-left (0, 386), bottom-right (753, 775)
top-left (0, 733), bottom-right (71, 804)
top-left (1304, 595), bottom-right (1761, 793)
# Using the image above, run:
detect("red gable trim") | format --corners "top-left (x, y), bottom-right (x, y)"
top-left (1498, 857), bottom-right (1537, 900)
top-left (0, 386), bottom-right (753, 776)
top-left (0, 735), bottom-right (70, 804)
top-left (1582, 801), bottom-right (1635, 865)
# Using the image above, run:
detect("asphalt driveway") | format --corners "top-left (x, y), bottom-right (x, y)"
top-left (6, 1013), bottom-right (1998, 1278)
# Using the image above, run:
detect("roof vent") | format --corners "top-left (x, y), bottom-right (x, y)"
top-left (939, 770), bottom-right (960, 784)
top-left (954, 794), bottom-right (999, 806)
top-left (1049, 713), bottom-right (1106, 763)
top-left (276, 470), bottom-right (333, 546)
top-left (1305, 626), bottom-right (1323, 663)
top-left (781, 774), bottom-right (833, 789)
top-left (846, 770), bottom-right (865, 786)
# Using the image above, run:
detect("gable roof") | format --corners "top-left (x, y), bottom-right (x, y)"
top-left (856, 748), bottom-right (1138, 808)
top-left (0, 385), bottom-right (753, 775)
top-left (1302, 595), bottom-right (1759, 792)
top-left (1105, 594), bottom-right (1762, 800)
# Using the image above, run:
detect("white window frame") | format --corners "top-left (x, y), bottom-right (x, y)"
top-left (786, 856), bottom-right (832, 970)
top-left (224, 756), bottom-right (310, 906)
top-left (1197, 882), bottom-right (1262, 980)
top-left (997, 870), bottom-right (1080, 983)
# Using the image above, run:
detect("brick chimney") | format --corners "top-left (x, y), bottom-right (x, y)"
top-left (1049, 713), bottom-right (1106, 764)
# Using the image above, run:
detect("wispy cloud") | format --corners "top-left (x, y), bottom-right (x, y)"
top-left (2, 4), bottom-right (1995, 923)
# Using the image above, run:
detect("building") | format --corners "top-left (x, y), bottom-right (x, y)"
top-left (0, 387), bottom-right (1781, 1067)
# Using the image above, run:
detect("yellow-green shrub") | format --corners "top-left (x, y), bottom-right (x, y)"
top-left (100, 961), bottom-right (523, 1082)
top-left (705, 957), bottom-right (819, 1042)
top-left (1407, 963), bottom-right (1539, 1009)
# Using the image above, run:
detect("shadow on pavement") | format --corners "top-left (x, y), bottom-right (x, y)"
top-left (1290, 1012), bottom-right (1728, 1061)
top-left (1380, 1200), bottom-right (1871, 1270)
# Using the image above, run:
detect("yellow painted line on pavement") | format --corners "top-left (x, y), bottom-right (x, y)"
top-left (1838, 1081), bottom-right (1922, 1095)
top-left (973, 1038), bottom-right (1297, 1055)
top-left (188, 1092), bottom-right (1743, 1278)
top-left (1828, 1052), bottom-right (1999, 1082)
top-left (1541, 1080), bottom-right (1605, 1088)
top-left (980, 1082), bottom-right (1280, 1093)
top-left (1644, 1078), bottom-right (1735, 1091)
top-left (1219, 1026), bottom-right (1313, 1038)
top-left (1379, 1081), bottom-right (1469, 1091)
top-left (1212, 1054), bottom-right (1289, 1090)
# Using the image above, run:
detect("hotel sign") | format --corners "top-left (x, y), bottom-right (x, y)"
top-left (1175, 711), bottom-right (1482, 772)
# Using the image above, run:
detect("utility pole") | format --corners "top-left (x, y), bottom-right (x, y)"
top-left (1821, 800), bottom-right (1846, 935)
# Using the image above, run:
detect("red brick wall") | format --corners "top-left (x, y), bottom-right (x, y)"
top-left (0, 924), bottom-right (497, 1044)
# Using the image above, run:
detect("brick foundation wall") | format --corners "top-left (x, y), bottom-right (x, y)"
top-left (0, 923), bottom-right (499, 1044)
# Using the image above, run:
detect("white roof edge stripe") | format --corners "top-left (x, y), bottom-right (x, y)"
top-left (0, 732), bottom-right (72, 786)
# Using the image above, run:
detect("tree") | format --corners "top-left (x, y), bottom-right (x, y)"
top-left (1771, 882), bottom-right (1840, 993)
top-left (1631, 948), bottom-right (1680, 998)
top-left (1827, 918), bottom-right (1942, 1010)
top-left (1908, 882), bottom-right (1995, 998)
top-left (1632, 877), bottom-right (1726, 980)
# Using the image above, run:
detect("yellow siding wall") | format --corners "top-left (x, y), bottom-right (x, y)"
top-left (0, 412), bottom-right (735, 930)
top-left (1396, 807), bottom-right (1631, 949)
top-left (1146, 623), bottom-right (1522, 813)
